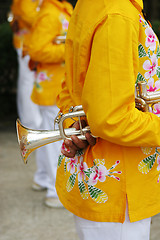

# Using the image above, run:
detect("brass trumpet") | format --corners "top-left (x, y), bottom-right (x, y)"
top-left (16, 105), bottom-right (90, 164)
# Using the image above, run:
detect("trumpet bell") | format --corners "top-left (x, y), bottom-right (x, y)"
top-left (16, 119), bottom-right (34, 164)
top-left (16, 119), bottom-right (63, 164)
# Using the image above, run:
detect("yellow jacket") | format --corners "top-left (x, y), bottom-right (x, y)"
top-left (10, 0), bottom-right (41, 49)
top-left (56, 0), bottom-right (160, 223)
top-left (26, 0), bottom-right (73, 105)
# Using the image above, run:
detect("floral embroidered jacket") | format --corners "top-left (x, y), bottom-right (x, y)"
top-left (10, 0), bottom-right (41, 49)
top-left (26, 0), bottom-right (73, 106)
top-left (55, 0), bottom-right (160, 223)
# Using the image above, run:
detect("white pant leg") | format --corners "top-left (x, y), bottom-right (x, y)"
top-left (16, 48), bottom-right (42, 129)
top-left (74, 204), bottom-right (151, 240)
top-left (34, 145), bottom-right (50, 189)
top-left (121, 204), bottom-right (151, 240)
top-left (34, 105), bottom-right (62, 197)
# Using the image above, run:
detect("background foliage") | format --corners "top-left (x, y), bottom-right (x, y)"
top-left (0, 0), bottom-right (160, 120)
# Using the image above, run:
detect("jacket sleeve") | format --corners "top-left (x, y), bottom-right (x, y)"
top-left (82, 14), bottom-right (160, 147)
top-left (56, 78), bottom-right (76, 128)
top-left (27, 10), bottom-right (65, 63)
top-left (11, 0), bottom-right (22, 17)
top-left (18, 0), bottom-right (38, 27)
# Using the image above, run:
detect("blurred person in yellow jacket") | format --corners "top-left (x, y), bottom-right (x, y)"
top-left (25, 0), bottom-right (73, 207)
top-left (9, 0), bottom-right (42, 129)
top-left (55, 0), bottom-right (160, 239)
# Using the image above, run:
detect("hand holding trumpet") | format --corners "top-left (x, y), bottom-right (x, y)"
top-left (61, 120), bottom-right (96, 158)
top-left (16, 105), bottom-right (96, 163)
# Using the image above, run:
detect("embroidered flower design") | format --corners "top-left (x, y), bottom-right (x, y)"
top-left (107, 160), bottom-right (122, 181)
top-left (59, 14), bottom-right (69, 35)
top-left (141, 147), bottom-right (152, 155)
top-left (58, 151), bottom-right (122, 204)
top-left (153, 103), bottom-right (160, 115)
top-left (157, 156), bottom-right (160, 171)
top-left (88, 165), bottom-right (108, 186)
top-left (143, 54), bottom-right (158, 79)
top-left (147, 78), bottom-right (160, 92)
top-left (36, 72), bottom-right (50, 82)
top-left (145, 27), bottom-right (157, 51)
top-left (61, 141), bottom-right (70, 153)
top-left (157, 155), bottom-right (160, 183)
top-left (67, 157), bottom-right (78, 174)
top-left (138, 148), bottom-right (160, 183)
top-left (62, 19), bottom-right (69, 31)
top-left (139, 14), bottom-right (143, 23)
top-left (77, 157), bottom-right (88, 181)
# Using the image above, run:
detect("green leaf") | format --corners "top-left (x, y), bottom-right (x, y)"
top-left (64, 161), bottom-right (67, 173)
top-left (78, 181), bottom-right (88, 199)
top-left (84, 169), bottom-right (92, 178)
top-left (66, 173), bottom-right (77, 192)
top-left (148, 48), bottom-right (151, 58)
top-left (136, 73), bottom-right (147, 85)
top-left (156, 67), bottom-right (160, 79)
top-left (58, 155), bottom-right (63, 167)
top-left (76, 150), bottom-right (83, 157)
top-left (138, 44), bottom-right (147, 58)
top-left (88, 185), bottom-right (108, 203)
top-left (157, 45), bottom-right (160, 58)
top-left (138, 153), bottom-right (157, 174)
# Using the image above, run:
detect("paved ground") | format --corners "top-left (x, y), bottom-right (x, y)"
top-left (0, 120), bottom-right (160, 240)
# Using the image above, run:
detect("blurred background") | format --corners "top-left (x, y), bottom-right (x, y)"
top-left (0, 0), bottom-right (160, 128)
top-left (0, 0), bottom-right (78, 129)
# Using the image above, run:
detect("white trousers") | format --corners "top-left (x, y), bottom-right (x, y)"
top-left (16, 48), bottom-right (42, 129)
top-left (34, 105), bottom-right (62, 198)
top-left (74, 203), bottom-right (151, 240)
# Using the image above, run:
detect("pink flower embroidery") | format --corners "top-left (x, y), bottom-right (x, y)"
top-left (157, 156), bottom-right (160, 183)
top-left (143, 54), bottom-right (158, 79)
top-left (153, 103), bottom-right (160, 115)
top-left (147, 78), bottom-right (160, 92)
top-left (61, 142), bottom-right (70, 153)
top-left (88, 165), bottom-right (108, 186)
top-left (157, 156), bottom-right (160, 171)
top-left (77, 157), bottom-right (88, 181)
top-left (67, 157), bottom-right (78, 174)
top-left (145, 27), bottom-right (157, 51)
top-left (139, 14), bottom-right (145, 24)
top-left (107, 160), bottom-right (122, 181)
top-left (36, 72), bottom-right (49, 82)
top-left (62, 19), bottom-right (69, 31)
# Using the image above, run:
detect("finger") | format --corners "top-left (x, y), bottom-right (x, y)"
top-left (61, 148), bottom-right (77, 158)
top-left (71, 135), bottom-right (88, 149)
top-left (72, 119), bottom-right (87, 130)
top-left (62, 139), bottom-right (79, 158)
top-left (64, 139), bottom-right (79, 151)
top-left (72, 121), bottom-right (80, 130)
top-left (85, 132), bottom-right (96, 146)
